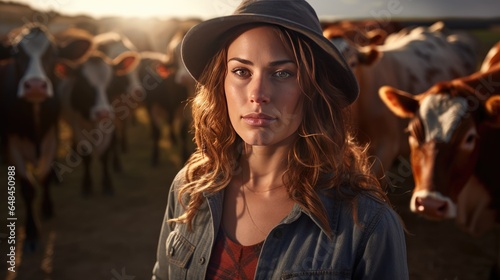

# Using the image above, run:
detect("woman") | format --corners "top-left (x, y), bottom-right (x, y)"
top-left (152, 0), bottom-right (408, 279)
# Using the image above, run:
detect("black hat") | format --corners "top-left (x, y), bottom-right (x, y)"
top-left (181, 0), bottom-right (359, 105)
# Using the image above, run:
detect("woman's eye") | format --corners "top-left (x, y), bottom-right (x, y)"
top-left (231, 68), bottom-right (250, 77)
top-left (274, 70), bottom-right (292, 78)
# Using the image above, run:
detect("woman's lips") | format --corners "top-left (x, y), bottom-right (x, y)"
top-left (242, 113), bottom-right (276, 126)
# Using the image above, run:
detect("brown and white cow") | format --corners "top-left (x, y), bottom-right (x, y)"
top-left (0, 23), bottom-right (93, 248)
top-left (379, 46), bottom-right (500, 236)
top-left (331, 22), bottom-right (479, 181)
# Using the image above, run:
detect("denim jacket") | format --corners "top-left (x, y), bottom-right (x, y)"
top-left (152, 170), bottom-right (409, 280)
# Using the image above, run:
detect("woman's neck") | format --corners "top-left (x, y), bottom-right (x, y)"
top-left (239, 144), bottom-right (290, 193)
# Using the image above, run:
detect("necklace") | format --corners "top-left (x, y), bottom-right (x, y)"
top-left (243, 183), bottom-right (284, 193)
top-left (241, 184), bottom-right (268, 236)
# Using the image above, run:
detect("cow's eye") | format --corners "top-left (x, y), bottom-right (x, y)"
top-left (461, 127), bottom-right (477, 151)
top-left (465, 134), bottom-right (475, 144)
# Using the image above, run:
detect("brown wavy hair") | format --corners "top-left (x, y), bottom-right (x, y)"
top-left (171, 24), bottom-right (390, 233)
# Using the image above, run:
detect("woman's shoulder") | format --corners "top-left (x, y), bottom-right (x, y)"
top-left (319, 188), bottom-right (403, 232)
top-left (353, 193), bottom-right (402, 228)
top-left (169, 167), bottom-right (188, 191)
top-left (166, 167), bottom-right (189, 205)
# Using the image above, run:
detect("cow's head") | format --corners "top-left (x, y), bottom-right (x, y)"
top-left (94, 32), bottom-right (144, 101)
top-left (326, 32), bottom-right (381, 73)
top-left (6, 23), bottom-right (93, 103)
top-left (379, 82), bottom-right (500, 235)
top-left (136, 52), bottom-right (172, 92)
top-left (59, 51), bottom-right (139, 121)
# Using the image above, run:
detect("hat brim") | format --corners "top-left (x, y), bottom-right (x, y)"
top-left (181, 14), bottom-right (359, 105)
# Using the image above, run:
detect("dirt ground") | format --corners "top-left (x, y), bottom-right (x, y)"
top-left (0, 111), bottom-right (499, 280)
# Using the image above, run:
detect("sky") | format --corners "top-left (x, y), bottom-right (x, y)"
top-left (7, 0), bottom-right (500, 20)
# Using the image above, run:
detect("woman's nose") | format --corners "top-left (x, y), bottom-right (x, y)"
top-left (249, 74), bottom-right (270, 104)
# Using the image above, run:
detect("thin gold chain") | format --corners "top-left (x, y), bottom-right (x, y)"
top-left (243, 183), bottom-right (284, 193)
top-left (241, 183), bottom-right (268, 236)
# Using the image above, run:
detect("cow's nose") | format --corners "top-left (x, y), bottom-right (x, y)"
top-left (95, 110), bottom-right (111, 120)
top-left (415, 196), bottom-right (448, 219)
top-left (24, 78), bottom-right (47, 91)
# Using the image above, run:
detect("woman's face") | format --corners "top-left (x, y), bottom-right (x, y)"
top-left (224, 26), bottom-right (303, 147)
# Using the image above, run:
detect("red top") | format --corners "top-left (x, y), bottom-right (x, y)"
top-left (206, 226), bottom-right (264, 280)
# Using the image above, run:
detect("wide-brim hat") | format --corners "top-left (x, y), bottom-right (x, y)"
top-left (181, 0), bottom-right (359, 106)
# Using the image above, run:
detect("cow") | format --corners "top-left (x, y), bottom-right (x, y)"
top-left (166, 25), bottom-right (199, 164)
top-left (93, 32), bottom-right (143, 101)
top-left (137, 51), bottom-right (192, 166)
top-left (330, 22), bottom-right (480, 182)
top-left (323, 20), bottom-right (401, 47)
top-left (93, 31), bottom-right (143, 170)
top-left (0, 22), bottom-right (93, 249)
top-left (136, 23), bottom-right (199, 167)
top-left (378, 45), bottom-right (500, 236)
top-left (322, 20), bottom-right (402, 71)
top-left (57, 49), bottom-right (139, 196)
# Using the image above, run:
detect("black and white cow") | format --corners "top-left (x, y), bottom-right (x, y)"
top-left (137, 51), bottom-right (191, 166)
top-left (0, 22), bottom-right (93, 248)
top-left (57, 49), bottom-right (139, 196)
top-left (93, 32), bottom-right (143, 165)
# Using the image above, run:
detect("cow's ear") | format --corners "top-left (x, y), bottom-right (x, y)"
top-left (114, 51), bottom-right (139, 76)
top-left (58, 38), bottom-right (93, 64)
top-left (155, 63), bottom-right (171, 79)
top-left (357, 47), bottom-right (379, 66)
top-left (379, 85), bottom-right (419, 118)
top-left (54, 60), bottom-right (75, 79)
top-left (0, 43), bottom-right (13, 60)
top-left (366, 29), bottom-right (386, 45)
top-left (485, 95), bottom-right (500, 127)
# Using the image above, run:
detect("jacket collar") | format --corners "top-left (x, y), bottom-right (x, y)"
top-left (204, 189), bottom-right (340, 238)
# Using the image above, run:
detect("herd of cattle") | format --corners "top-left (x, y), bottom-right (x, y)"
top-left (0, 20), bottom-right (196, 248)
top-left (0, 18), bottom-right (499, 251)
